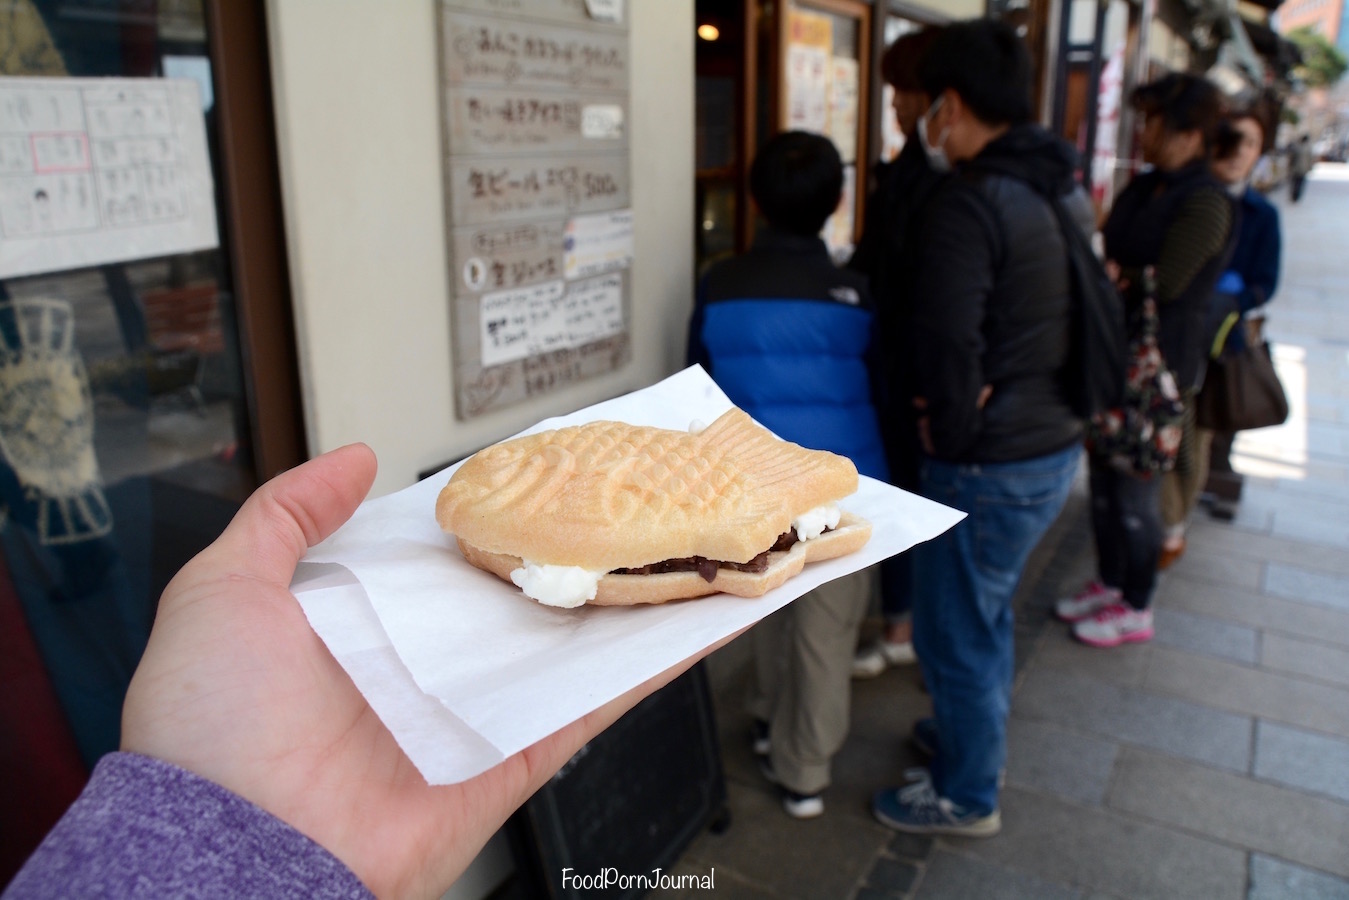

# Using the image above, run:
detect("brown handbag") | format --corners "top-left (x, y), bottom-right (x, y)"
top-left (1195, 316), bottom-right (1290, 432)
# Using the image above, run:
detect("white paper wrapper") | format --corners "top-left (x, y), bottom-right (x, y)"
top-left (294, 366), bottom-right (964, 784)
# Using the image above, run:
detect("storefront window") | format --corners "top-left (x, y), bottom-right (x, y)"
top-left (781, 0), bottom-right (869, 260)
top-left (1, 0), bottom-right (258, 877)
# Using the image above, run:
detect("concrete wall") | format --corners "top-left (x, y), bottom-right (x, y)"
top-left (266, 1), bottom-right (695, 496)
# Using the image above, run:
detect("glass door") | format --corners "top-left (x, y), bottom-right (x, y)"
top-left (0, 0), bottom-right (301, 882)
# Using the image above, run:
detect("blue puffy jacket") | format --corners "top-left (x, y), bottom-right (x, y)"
top-left (687, 227), bottom-right (889, 482)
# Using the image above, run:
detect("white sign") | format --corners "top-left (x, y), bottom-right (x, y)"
top-left (584, 0), bottom-right (623, 23)
top-left (0, 77), bottom-right (218, 279)
top-left (580, 104), bottom-right (624, 140)
top-left (479, 272), bottom-right (624, 367)
top-left (563, 207), bottom-right (632, 278)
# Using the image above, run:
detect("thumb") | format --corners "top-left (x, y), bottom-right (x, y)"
top-left (194, 443), bottom-right (378, 588)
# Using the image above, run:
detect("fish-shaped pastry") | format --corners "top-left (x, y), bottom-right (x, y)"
top-left (436, 408), bottom-right (871, 607)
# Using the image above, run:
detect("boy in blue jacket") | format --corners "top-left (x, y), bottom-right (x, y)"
top-left (688, 131), bottom-right (889, 818)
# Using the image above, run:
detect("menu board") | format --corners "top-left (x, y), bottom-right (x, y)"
top-left (440, 1), bottom-right (631, 418)
top-left (0, 77), bottom-right (218, 279)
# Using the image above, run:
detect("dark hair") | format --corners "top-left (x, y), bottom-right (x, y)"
top-left (880, 27), bottom-right (944, 93)
top-left (917, 19), bottom-right (1033, 126)
top-left (749, 131), bottom-right (843, 236)
top-left (1130, 73), bottom-right (1225, 150)
top-left (1213, 107), bottom-right (1269, 161)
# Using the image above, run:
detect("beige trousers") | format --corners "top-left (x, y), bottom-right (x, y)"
top-left (1162, 389), bottom-right (1212, 531)
top-left (747, 566), bottom-right (873, 795)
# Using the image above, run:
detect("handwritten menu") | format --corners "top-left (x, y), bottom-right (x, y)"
top-left (440, 0), bottom-right (631, 419)
top-left (0, 77), bottom-right (218, 279)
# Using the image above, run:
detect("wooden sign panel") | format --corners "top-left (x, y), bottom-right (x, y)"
top-left (440, 1), bottom-right (631, 419)
top-left (441, 13), bottom-right (628, 93)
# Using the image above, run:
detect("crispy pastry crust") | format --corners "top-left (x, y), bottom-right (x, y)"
top-left (437, 408), bottom-right (859, 570)
top-left (458, 513), bottom-right (873, 606)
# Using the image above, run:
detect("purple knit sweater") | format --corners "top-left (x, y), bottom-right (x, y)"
top-left (4, 753), bottom-right (373, 899)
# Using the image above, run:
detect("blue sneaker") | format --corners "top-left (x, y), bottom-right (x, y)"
top-left (911, 717), bottom-right (939, 757)
top-left (871, 770), bottom-right (1001, 837)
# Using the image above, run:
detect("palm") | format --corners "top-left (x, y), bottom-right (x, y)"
top-left (120, 445), bottom-right (693, 898)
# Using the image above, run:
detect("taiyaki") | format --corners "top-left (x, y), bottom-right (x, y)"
top-left (436, 408), bottom-right (871, 607)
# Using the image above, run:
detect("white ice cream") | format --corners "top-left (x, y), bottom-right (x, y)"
top-left (793, 503), bottom-right (841, 541)
top-left (510, 562), bottom-right (605, 608)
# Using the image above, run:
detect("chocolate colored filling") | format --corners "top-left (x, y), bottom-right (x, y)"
top-left (611, 526), bottom-right (832, 583)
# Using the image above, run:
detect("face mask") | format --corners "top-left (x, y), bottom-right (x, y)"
top-left (1226, 179), bottom-right (1248, 198)
top-left (918, 96), bottom-right (952, 173)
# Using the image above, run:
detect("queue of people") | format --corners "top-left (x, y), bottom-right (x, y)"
top-left (696, 18), bottom-right (1284, 838)
top-left (6, 17), bottom-right (1293, 898)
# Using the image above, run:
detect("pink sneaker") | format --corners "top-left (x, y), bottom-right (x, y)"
top-left (1072, 603), bottom-right (1154, 647)
top-left (1054, 580), bottom-right (1122, 623)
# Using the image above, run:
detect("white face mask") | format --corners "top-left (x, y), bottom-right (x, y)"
top-left (918, 96), bottom-right (952, 173)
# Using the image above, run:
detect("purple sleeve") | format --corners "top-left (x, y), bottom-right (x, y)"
top-left (4, 752), bottom-right (373, 899)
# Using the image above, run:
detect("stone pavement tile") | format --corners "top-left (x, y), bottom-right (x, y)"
top-left (1187, 496), bottom-right (1276, 536)
top-left (1261, 631), bottom-right (1349, 689)
top-left (861, 856), bottom-right (919, 895)
top-left (644, 857), bottom-right (743, 900)
top-left (1249, 854), bottom-right (1349, 900)
top-left (1270, 501), bottom-right (1349, 549)
top-left (1149, 605), bottom-right (1258, 664)
top-left (1173, 526), bottom-right (1349, 578)
top-left (1161, 574), bottom-right (1349, 650)
top-left (1254, 720), bottom-right (1349, 804)
top-left (1004, 717), bottom-right (1119, 805)
top-left (914, 849), bottom-right (1084, 900)
top-left (1159, 542), bottom-right (1263, 591)
top-left (671, 780), bottom-right (890, 900)
top-left (1107, 747), bottom-right (1349, 879)
top-left (1142, 645), bottom-right (1349, 740)
top-left (1264, 562), bottom-right (1349, 612)
top-left (950, 787), bottom-right (1246, 899)
top-left (886, 832), bottom-right (934, 862)
top-left (1025, 631), bottom-right (1152, 688)
top-left (1014, 666), bottom-right (1252, 772)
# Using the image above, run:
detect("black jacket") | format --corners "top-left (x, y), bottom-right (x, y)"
top-left (910, 123), bottom-right (1090, 463)
top-left (849, 139), bottom-right (948, 485)
top-left (1102, 162), bottom-right (1236, 391)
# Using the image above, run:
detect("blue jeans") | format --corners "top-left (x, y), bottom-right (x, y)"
top-left (911, 444), bottom-right (1080, 815)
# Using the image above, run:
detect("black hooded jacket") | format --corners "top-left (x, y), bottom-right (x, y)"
top-left (910, 123), bottom-right (1091, 463)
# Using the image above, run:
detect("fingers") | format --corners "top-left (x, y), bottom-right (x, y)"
top-left (203, 443), bottom-right (378, 588)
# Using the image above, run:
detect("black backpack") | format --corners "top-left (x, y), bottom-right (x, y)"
top-left (1046, 196), bottom-right (1127, 419)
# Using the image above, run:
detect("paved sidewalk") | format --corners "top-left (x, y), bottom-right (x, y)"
top-left (657, 164), bottom-right (1349, 899)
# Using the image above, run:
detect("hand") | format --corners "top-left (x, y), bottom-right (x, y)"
top-left (913, 387), bottom-right (991, 457)
top-left (913, 396), bottom-right (933, 455)
top-left (121, 444), bottom-right (714, 898)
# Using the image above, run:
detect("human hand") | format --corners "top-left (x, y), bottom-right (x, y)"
top-left (913, 396), bottom-right (933, 455)
top-left (913, 387), bottom-right (990, 457)
top-left (121, 444), bottom-right (714, 898)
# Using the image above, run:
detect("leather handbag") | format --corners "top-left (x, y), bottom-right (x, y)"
top-left (1196, 316), bottom-right (1290, 432)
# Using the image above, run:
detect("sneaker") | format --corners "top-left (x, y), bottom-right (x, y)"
top-left (871, 770), bottom-right (1001, 837)
top-left (1054, 580), bottom-right (1122, 623)
top-left (781, 789), bottom-right (825, 819)
top-left (910, 717), bottom-right (939, 758)
top-left (1072, 602), bottom-right (1154, 648)
top-left (852, 639), bottom-right (917, 678)
top-left (757, 756), bottom-right (824, 819)
top-left (751, 718), bottom-right (771, 757)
